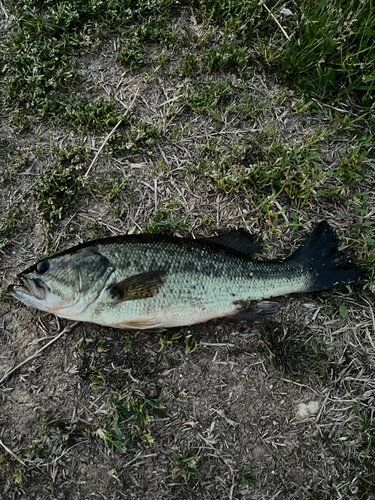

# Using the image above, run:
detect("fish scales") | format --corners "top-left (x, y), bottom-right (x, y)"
top-left (88, 238), bottom-right (309, 328)
top-left (7, 222), bottom-right (360, 329)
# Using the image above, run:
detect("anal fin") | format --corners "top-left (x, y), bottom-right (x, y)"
top-left (229, 301), bottom-right (279, 321)
top-left (118, 319), bottom-right (164, 330)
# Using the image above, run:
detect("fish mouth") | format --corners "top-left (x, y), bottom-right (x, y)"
top-left (8, 278), bottom-right (46, 301)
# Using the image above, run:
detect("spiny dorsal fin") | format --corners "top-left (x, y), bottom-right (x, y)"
top-left (109, 270), bottom-right (166, 303)
top-left (204, 229), bottom-right (262, 257)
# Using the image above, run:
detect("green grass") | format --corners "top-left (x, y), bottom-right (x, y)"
top-left (158, 330), bottom-right (182, 350)
top-left (145, 198), bottom-right (186, 234)
top-left (1, 0), bottom-right (174, 128)
top-left (199, 0), bottom-right (375, 104)
top-left (191, 131), bottom-right (328, 201)
top-left (171, 453), bottom-right (199, 483)
top-left (87, 171), bottom-right (126, 201)
top-left (181, 79), bottom-right (232, 114)
top-left (329, 146), bottom-right (372, 188)
top-left (126, 119), bottom-right (162, 153)
top-left (279, 0), bottom-right (375, 104)
top-left (245, 136), bottom-right (325, 205)
top-left (236, 465), bottom-right (259, 489)
top-left (2, 0), bottom-right (374, 130)
top-left (97, 390), bottom-right (163, 451)
top-left (199, 0), bottom-right (268, 36)
top-left (33, 144), bottom-right (88, 230)
top-left (0, 204), bottom-right (22, 251)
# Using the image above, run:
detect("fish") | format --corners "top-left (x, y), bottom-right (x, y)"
top-left (7, 221), bottom-right (359, 330)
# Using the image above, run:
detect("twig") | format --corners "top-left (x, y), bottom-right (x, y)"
top-left (0, 439), bottom-right (27, 467)
top-left (363, 298), bottom-right (375, 351)
top-left (262, 3), bottom-right (290, 40)
top-left (0, 1), bottom-right (9, 19)
top-left (85, 119), bottom-right (123, 178)
top-left (85, 88), bottom-right (139, 178)
top-left (280, 377), bottom-right (322, 396)
top-left (115, 86), bottom-right (139, 113)
top-left (0, 322), bottom-right (79, 385)
top-left (154, 177), bottom-right (158, 213)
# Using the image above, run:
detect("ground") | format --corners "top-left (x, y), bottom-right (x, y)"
top-left (0, 2), bottom-right (375, 499)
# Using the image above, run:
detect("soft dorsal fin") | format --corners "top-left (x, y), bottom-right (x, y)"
top-left (109, 270), bottom-right (166, 303)
top-left (204, 229), bottom-right (262, 257)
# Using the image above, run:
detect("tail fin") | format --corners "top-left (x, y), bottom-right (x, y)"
top-left (287, 221), bottom-right (360, 292)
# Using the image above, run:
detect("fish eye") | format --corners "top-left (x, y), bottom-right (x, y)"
top-left (36, 260), bottom-right (50, 274)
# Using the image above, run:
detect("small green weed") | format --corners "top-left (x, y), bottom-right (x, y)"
top-left (199, 215), bottom-right (216, 227)
top-left (236, 465), bottom-right (259, 489)
top-left (171, 453), bottom-right (198, 483)
top-left (118, 36), bottom-right (145, 69)
top-left (237, 90), bottom-right (266, 120)
top-left (123, 334), bottom-right (137, 353)
top-left (85, 219), bottom-right (103, 237)
top-left (145, 198), bottom-right (186, 234)
top-left (39, 410), bottom-right (58, 434)
top-left (126, 119), bottom-right (161, 153)
top-left (90, 367), bottom-right (107, 390)
top-left (108, 469), bottom-right (122, 486)
top-left (0, 154), bottom-right (30, 183)
top-left (88, 171), bottom-right (126, 201)
top-left (259, 340), bottom-right (275, 360)
top-left (184, 337), bottom-right (202, 354)
top-left (18, 442), bottom-right (43, 461)
top-left (13, 467), bottom-right (27, 488)
top-left (182, 79), bottom-right (232, 114)
top-left (180, 52), bottom-right (198, 76)
top-left (33, 144), bottom-right (88, 229)
top-left (325, 299), bottom-right (351, 320)
top-left (202, 40), bottom-right (250, 72)
top-left (0, 204), bottom-right (22, 251)
top-left (328, 146), bottom-right (371, 188)
top-left (103, 132), bottom-right (126, 157)
top-left (352, 403), bottom-right (375, 465)
top-left (359, 411), bottom-right (375, 463)
top-left (158, 331), bottom-right (182, 350)
top-left (58, 424), bottom-right (78, 443)
top-left (98, 390), bottom-right (163, 451)
top-left (191, 154), bottom-right (250, 194)
top-left (56, 97), bottom-right (123, 134)
top-left (245, 137), bottom-right (325, 205)
top-left (358, 254), bottom-right (375, 295)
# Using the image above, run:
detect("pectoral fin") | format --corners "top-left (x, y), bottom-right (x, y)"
top-left (230, 301), bottom-right (279, 321)
top-left (109, 270), bottom-right (166, 303)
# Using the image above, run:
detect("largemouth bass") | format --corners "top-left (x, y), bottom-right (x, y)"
top-left (8, 221), bottom-right (359, 329)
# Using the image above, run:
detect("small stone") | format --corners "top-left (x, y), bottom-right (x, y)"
top-left (294, 400), bottom-right (320, 420)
